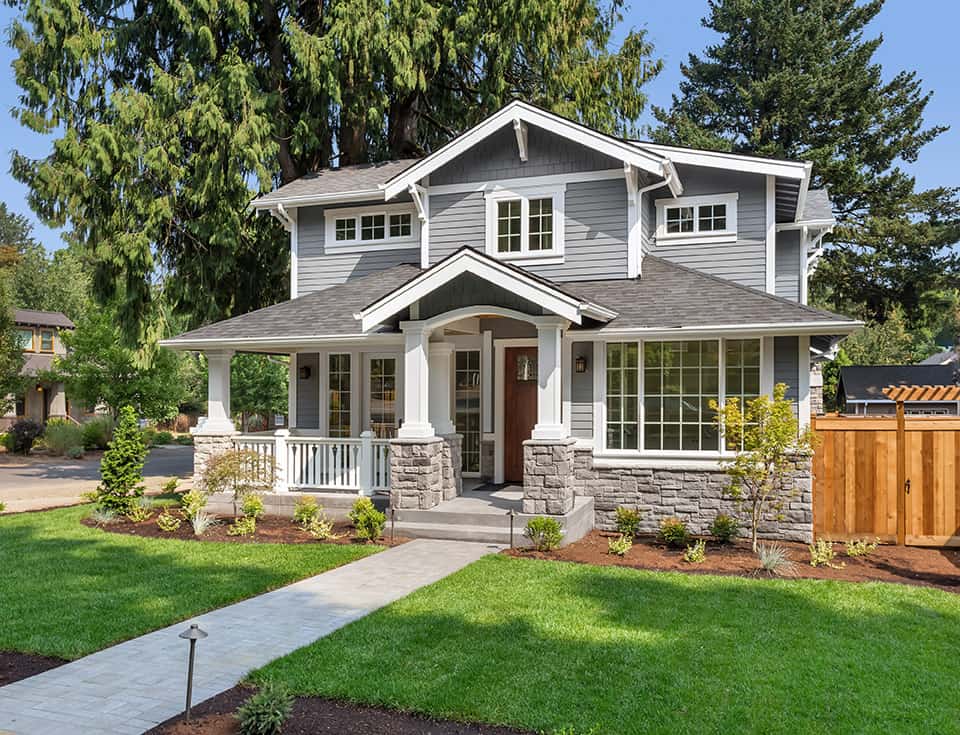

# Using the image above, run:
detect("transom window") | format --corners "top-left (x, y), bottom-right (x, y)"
top-left (325, 205), bottom-right (418, 250)
top-left (665, 206), bottom-right (694, 234)
top-left (328, 353), bottom-right (351, 438)
top-left (485, 186), bottom-right (564, 261)
top-left (389, 213), bottom-right (411, 238)
top-left (657, 193), bottom-right (738, 243)
top-left (335, 218), bottom-right (356, 241)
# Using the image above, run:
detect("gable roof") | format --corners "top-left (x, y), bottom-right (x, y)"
top-left (799, 188), bottom-right (834, 224)
top-left (839, 365), bottom-right (957, 402)
top-left (14, 309), bottom-right (74, 329)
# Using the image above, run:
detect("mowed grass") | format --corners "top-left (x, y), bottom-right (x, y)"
top-left (0, 505), bottom-right (380, 659)
top-left (253, 554), bottom-right (960, 735)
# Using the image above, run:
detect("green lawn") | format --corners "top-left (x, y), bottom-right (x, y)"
top-left (253, 554), bottom-right (960, 735)
top-left (0, 505), bottom-right (380, 659)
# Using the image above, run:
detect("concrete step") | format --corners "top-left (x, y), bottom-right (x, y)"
top-left (393, 507), bottom-right (518, 528)
top-left (390, 521), bottom-right (519, 545)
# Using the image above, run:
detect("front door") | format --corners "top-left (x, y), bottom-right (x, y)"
top-left (504, 347), bottom-right (538, 482)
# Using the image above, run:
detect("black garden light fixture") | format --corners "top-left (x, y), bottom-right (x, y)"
top-left (179, 623), bottom-right (208, 721)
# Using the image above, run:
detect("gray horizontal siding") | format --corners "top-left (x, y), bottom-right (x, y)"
top-left (297, 201), bottom-right (418, 295)
top-left (776, 229), bottom-right (801, 302)
top-left (295, 353), bottom-right (320, 429)
top-left (428, 179), bottom-right (629, 282)
top-left (774, 336), bottom-right (799, 416)
top-left (571, 342), bottom-right (594, 439)
top-left (648, 165), bottom-right (767, 291)
top-left (430, 124), bottom-right (621, 186)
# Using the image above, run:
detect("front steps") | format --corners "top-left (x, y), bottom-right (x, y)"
top-left (205, 491), bottom-right (387, 520)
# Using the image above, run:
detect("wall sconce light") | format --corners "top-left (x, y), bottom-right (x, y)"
top-left (575, 355), bottom-right (588, 373)
top-left (298, 366), bottom-right (312, 380)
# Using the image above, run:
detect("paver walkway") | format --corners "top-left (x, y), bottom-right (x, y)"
top-left (0, 539), bottom-right (499, 735)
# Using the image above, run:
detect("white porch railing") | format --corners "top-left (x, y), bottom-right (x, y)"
top-left (231, 430), bottom-right (390, 495)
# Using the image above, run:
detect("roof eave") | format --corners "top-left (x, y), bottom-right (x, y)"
top-left (575, 320), bottom-right (863, 339)
top-left (251, 188), bottom-right (386, 210)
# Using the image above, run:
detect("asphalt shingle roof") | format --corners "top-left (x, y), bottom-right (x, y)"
top-left (13, 309), bottom-right (74, 329)
top-left (801, 188), bottom-right (834, 222)
top-left (839, 365), bottom-right (957, 402)
top-left (254, 160), bottom-right (422, 206)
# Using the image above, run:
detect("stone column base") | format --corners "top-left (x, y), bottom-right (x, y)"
top-left (191, 431), bottom-right (238, 488)
top-left (389, 436), bottom-right (445, 509)
top-left (439, 434), bottom-right (463, 501)
top-left (522, 437), bottom-right (577, 514)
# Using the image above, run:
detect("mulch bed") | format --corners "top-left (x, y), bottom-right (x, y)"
top-left (507, 530), bottom-right (960, 593)
top-left (83, 515), bottom-right (409, 546)
top-left (0, 651), bottom-right (67, 686)
top-left (147, 684), bottom-right (531, 735)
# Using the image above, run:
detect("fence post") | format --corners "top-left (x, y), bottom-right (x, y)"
top-left (359, 430), bottom-right (374, 496)
top-left (896, 401), bottom-right (906, 545)
top-left (273, 429), bottom-right (289, 493)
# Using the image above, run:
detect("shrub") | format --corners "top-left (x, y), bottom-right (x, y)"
top-left (658, 517), bottom-right (690, 548)
top-left (154, 430), bottom-right (174, 445)
top-left (349, 497), bottom-right (386, 542)
top-left (228, 516), bottom-right (257, 536)
top-left (0, 501), bottom-right (6, 513)
top-left (525, 516), bottom-right (563, 551)
top-left (241, 494), bottom-right (265, 520)
top-left (809, 538), bottom-right (845, 568)
top-left (66, 445), bottom-right (85, 459)
top-left (305, 514), bottom-right (337, 540)
top-left (44, 420), bottom-right (84, 456)
top-left (757, 542), bottom-right (796, 577)
top-left (190, 510), bottom-right (218, 536)
top-left (88, 506), bottom-right (118, 525)
top-left (709, 513), bottom-right (740, 544)
top-left (174, 434), bottom-right (194, 446)
top-left (160, 477), bottom-right (180, 495)
top-left (683, 538), bottom-right (707, 563)
top-left (607, 534), bottom-right (632, 556)
top-left (236, 682), bottom-right (293, 735)
top-left (125, 504), bottom-right (152, 523)
top-left (81, 416), bottom-right (113, 449)
top-left (156, 511), bottom-right (182, 532)
top-left (293, 496), bottom-right (320, 527)
top-left (180, 489), bottom-right (208, 519)
top-left (6, 419), bottom-right (43, 455)
top-left (140, 427), bottom-right (157, 447)
top-left (614, 506), bottom-right (642, 538)
top-left (846, 537), bottom-right (880, 557)
top-left (94, 407), bottom-right (147, 513)
top-left (201, 449), bottom-right (275, 515)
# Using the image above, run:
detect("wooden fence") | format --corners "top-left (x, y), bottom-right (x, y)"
top-left (812, 414), bottom-right (960, 546)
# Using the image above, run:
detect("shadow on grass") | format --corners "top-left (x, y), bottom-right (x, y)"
top-left (252, 555), bottom-right (960, 735)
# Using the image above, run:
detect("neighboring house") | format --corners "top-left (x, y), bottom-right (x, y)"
top-left (838, 365), bottom-right (959, 416)
top-left (919, 347), bottom-right (957, 366)
top-left (1, 309), bottom-right (74, 429)
top-left (164, 101), bottom-right (860, 543)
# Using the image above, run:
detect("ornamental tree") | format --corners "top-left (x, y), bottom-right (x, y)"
top-left (96, 405), bottom-right (147, 513)
top-left (712, 384), bottom-right (816, 552)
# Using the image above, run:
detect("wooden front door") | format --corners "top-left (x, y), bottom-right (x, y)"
top-left (504, 347), bottom-right (538, 482)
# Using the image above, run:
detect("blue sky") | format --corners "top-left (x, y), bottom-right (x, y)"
top-left (0, 0), bottom-right (956, 252)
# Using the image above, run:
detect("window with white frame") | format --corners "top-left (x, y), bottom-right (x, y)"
top-left (606, 343), bottom-right (639, 450)
top-left (485, 186), bottom-right (564, 261)
top-left (325, 204), bottom-right (419, 251)
top-left (328, 353), bottom-right (351, 438)
top-left (656, 193), bottom-right (738, 244)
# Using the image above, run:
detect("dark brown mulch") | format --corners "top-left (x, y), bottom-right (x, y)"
top-left (148, 685), bottom-right (531, 735)
top-left (82, 514), bottom-right (409, 547)
top-left (507, 530), bottom-right (960, 593)
top-left (0, 651), bottom-right (67, 686)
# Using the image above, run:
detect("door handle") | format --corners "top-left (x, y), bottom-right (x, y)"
top-left (905, 479), bottom-right (911, 495)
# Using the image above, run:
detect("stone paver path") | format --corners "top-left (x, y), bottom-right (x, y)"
top-left (0, 539), bottom-right (499, 735)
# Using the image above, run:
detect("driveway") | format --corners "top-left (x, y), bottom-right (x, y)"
top-left (0, 445), bottom-right (194, 513)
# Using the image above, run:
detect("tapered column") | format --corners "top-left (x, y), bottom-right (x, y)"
top-left (428, 341), bottom-right (456, 435)
top-left (204, 350), bottom-right (235, 433)
top-left (531, 322), bottom-right (566, 440)
top-left (398, 324), bottom-right (435, 439)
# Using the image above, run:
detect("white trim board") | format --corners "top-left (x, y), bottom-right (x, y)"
top-left (634, 141), bottom-right (810, 181)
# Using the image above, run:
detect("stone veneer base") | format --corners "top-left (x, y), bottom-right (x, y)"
top-left (389, 437), bottom-right (446, 510)
top-left (523, 438), bottom-right (577, 515)
top-left (191, 431), bottom-right (238, 487)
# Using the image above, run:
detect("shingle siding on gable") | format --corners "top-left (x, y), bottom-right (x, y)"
top-left (297, 201), bottom-right (418, 294)
top-left (776, 229), bottom-right (801, 302)
top-left (429, 124), bottom-right (622, 186)
top-left (647, 164), bottom-right (767, 291)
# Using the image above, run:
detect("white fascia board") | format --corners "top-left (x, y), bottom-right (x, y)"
top-left (776, 218), bottom-right (836, 231)
top-left (356, 250), bottom-right (588, 331)
top-left (634, 142), bottom-right (810, 180)
top-left (573, 320), bottom-right (863, 340)
top-left (251, 189), bottom-right (385, 210)
top-left (794, 161), bottom-right (813, 221)
top-left (160, 333), bottom-right (405, 352)
top-left (381, 100), bottom-right (671, 200)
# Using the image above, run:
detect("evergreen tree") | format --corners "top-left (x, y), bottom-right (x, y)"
top-left (0, 253), bottom-right (26, 414)
top-left (653, 0), bottom-right (960, 323)
top-left (9, 0), bottom-right (661, 342)
top-left (96, 405), bottom-right (147, 512)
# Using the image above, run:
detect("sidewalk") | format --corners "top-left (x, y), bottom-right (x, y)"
top-left (0, 539), bottom-right (499, 734)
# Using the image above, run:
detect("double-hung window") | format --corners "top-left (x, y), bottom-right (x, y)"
top-left (325, 204), bottom-right (419, 251)
top-left (656, 193), bottom-right (738, 244)
top-left (485, 186), bottom-right (564, 261)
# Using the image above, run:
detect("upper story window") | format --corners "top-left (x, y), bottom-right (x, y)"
top-left (17, 328), bottom-right (34, 351)
top-left (485, 185), bottom-right (564, 263)
top-left (325, 203), bottom-right (419, 252)
top-left (656, 193), bottom-right (738, 245)
top-left (40, 329), bottom-right (55, 352)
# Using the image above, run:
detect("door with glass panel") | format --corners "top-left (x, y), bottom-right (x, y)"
top-left (455, 351), bottom-right (481, 474)
top-left (366, 355), bottom-right (399, 439)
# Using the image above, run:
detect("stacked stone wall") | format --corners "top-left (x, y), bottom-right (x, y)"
top-left (389, 438), bottom-right (445, 509)
top-left (522, 438), bottom-right (577, 514)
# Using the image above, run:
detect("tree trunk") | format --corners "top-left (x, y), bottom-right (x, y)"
top-left (388, 93), bottom-right (422, 158)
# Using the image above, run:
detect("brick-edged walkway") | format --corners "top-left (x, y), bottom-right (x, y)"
top-left (0, 539), bottom-right (498, 735)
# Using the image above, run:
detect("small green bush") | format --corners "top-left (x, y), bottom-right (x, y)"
top-left (614, 506), bottom-right (642, 537)
top-left (846, 537), bottom-right (880, 557)
top-left (44, 420), bottom-right (84, 456)
top-left (6, 419), bottom-right (43, 454)
top-left (525, 516), bottom-right (563, 551)
top-left (160, 477), bottom-right (180, 495)
top-left (156, 511), bottom-right (182, 532)
top-left (154, 430), bottom-right (174, 445)
top-left (757, 542), bottom-right (796, 577)
top-left (88, 506), bottom-right (117, 525)
top-left (94, 406), bottom-right (147, 513)
top-left (174, 434), bottom-right (194, 446)
top-left (81, 416), bottom-right (113, 449)
top-left (709, 513), bottom-right (740, 544)
top-left (242, 494), bottom-right (265, 520)
top-left (683, 538), bottom-right (707, 563)
top-left (809, 538), bottom-right (845, 568)
top-left (658, 517), bottom-right (690, 548)
top-left (306, 514), bottom-right (337, 539)
top-left (228, 516), bottom-right (257, 536)
top-left (607, 534), bottom-right (632, 556)
top-left (67, 445), bottom-right (85, 459)
top-left (180, 489), bottom-right (208, 519)
top-left (349, 497), bottom-right (386, 542)
top-left (237, 682), bottom-right (293, 735)
top-left (293, 496), bottom-right (320, 527)
top-left (125, 504), bottom-right (152, 523)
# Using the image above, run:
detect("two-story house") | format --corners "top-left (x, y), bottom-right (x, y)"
top-left (165, 101), bottom-right (860, 543)
top-left (1, 309), bottom-right (74, 429)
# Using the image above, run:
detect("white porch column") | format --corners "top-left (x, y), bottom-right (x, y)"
top-left (428, 341), bottom-right (456, 435)
top-left (204, 350), bottom-right (235, 433)
top-left (397, 323), bottom-right (435, 438)
top-left (532, 321), bottom-right (566, 440)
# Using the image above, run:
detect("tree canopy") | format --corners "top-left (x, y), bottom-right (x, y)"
top-left (10, 0), bottom-right (661, 342)
top-left (652, 0), bottom-right (960, 324)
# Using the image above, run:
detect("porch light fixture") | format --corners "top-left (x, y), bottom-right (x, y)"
top-left (516, 354), bottom-right (537, 382)
top-left (179, 623), bottom-right (208, 721)
top-left (298, 365), bottom-right (312, 380)
top-left (575, 355), bottom-right (587, 373)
